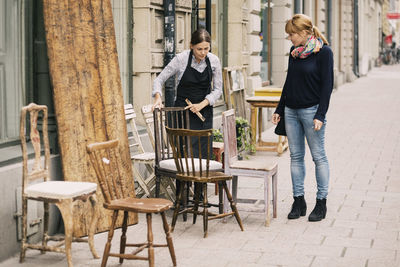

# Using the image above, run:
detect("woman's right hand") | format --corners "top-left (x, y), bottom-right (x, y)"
top-left (152, 93), bottom-right (164, 111)
top-left (271, 113), bottom-right (280, 125)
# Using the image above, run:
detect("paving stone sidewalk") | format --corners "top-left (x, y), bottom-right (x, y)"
top-left (2, 64), bottom-right (400, 267)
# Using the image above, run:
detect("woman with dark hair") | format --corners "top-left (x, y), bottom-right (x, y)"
top-left (152, 28), bottom-right (222, 157)
top-left (272, 14), bottom-right (334, 222)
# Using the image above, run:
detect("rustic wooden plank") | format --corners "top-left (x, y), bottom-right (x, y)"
top-left (42, 0), bottom-right (137, 237)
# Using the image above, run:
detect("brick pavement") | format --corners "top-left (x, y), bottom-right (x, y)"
top-left (1, 64), bottom-right (400, 266)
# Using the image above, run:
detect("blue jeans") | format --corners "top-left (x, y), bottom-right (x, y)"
top-left (285, 105), bottom-right (329, 199)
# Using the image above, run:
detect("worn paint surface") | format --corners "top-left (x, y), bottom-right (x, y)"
top-left (42, 0), bottom-right (137, 236)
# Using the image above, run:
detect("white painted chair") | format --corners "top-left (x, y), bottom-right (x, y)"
top-left (19, 103), bottom-right (99, 267)
top-left (124, 104), bottom-right (157, 198)
top-left (222, 109), bottom-right (278, 226)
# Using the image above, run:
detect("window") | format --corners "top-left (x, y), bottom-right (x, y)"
top-left (0, 0), bottom-right (24, 145)
top-left (260, 0), bottom-right (273, 85)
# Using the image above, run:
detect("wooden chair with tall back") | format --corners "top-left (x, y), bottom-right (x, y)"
top-left (165, 127), bottom-right (244, 238)
top-left (222, 109), bottom-right (278, 226)
top-left (86, 139), bottom-right (176, 267)
top-left (19, 103), bottom-right (99, 267)
top-left (153, 107), bottom-right (190, 199)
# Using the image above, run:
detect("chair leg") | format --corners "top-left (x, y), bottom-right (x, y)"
top-left (171, 182), bottom-right (185, 232)
top-left (192, 184), bottom-right (201, 224)
top-left (160, 212), bottom-right (177, 266)
top-left (146, 213), bottom-right (155, 267)
top-left (183, 182), bottom-right (190, 222)
top-left (56, 199), bottom-right (74, 267)
top-left (42, 202), bottom-right (49, 254)
top-left (155, 174), bottom-right (161, 198)
top-left (102, 210), bottom-right (118, 267)
top-left (222, 181), bottom-right (244, 231)
top-left (19, 198), bottom-right (28, 263)
top-left (272, 172), bottom-right (278, 218)
top-left (264, 175), bottom-right (271, 226)
top-left (218, 182), bottom-right (224, 214)
top-left (232, 175), bottom-right (238, 202)
top-left (202, 183), bottom-right (208, 238)
top-left (88, 195), bottom-right (100, 259)
top-left (119, 211), bottom-right (129, 263)
top-left (133, 166), bottom-right (151, 197)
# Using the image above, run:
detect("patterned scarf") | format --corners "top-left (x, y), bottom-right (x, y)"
top-left (291, 35), bottom-right (324, 59)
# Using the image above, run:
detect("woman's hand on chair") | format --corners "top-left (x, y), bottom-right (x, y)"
top-left (152, 93), bottom-right (164, 111)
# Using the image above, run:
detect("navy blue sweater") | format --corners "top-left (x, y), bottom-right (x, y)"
top-left (275, 45), bottom-right (334, 122)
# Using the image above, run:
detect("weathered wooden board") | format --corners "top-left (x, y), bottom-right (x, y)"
top-left (42, 0), bottom-right (137, 237)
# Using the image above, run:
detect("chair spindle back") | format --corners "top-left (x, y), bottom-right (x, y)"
top-left (153, 107), bottom-right (190, 164)
top-left (165, 127), bottom-right (213, 178)
top-left (87, 140), bottom-right (128, 204)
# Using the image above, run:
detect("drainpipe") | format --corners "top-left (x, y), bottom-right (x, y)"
top-left (327, 0), bottom-right (332, 45)
top-left (353, 0), bottom-right (359, 77)
top-left (206, 0), bottom-right (211, 35)
top-left (164, 0), bottom-right (176, 107)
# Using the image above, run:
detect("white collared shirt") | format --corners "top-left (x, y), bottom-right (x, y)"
top-left (152, 50), bottom-right (223, 106)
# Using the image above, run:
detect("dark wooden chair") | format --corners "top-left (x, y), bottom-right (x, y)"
top-left (86, 139), bottom-right (176, 267)
top-left (222, 109), bottom-right (278, 226)
top-left (165, 127), bottom-right (244, 238)
top-left (153, 107), bottom-right (189, 199)
top-left (19, 103), bottom-right (99, 267)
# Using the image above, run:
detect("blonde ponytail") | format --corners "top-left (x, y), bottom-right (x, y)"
top-left (313, 26), bottom-right (329, 45)
top-left (286, 14), bottom-right (329, 45)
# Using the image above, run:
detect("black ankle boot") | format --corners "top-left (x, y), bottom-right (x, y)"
top-left (288, 195), bottom-right (307, 219)
top-left (308, 198), bottom-right (327, 222)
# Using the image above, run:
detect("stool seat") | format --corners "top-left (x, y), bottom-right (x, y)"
top-left (105, 197), bottom-right (173, 213)
top-left (25, 181), bottom-right (97, 199)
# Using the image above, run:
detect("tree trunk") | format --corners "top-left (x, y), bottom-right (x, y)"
top-left (42, 0), bottom-right (137, 237)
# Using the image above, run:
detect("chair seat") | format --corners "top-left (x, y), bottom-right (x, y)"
top-left (159, 158), bottom-right (222, 172)
top-left (25, 181), bottom-right (97, 200)
top-left (105, 197), bottom-right (173, 213)
top-left (131, 152), bottom-right (155, 161)
top-left (230, 159), bottom-right (277, 171)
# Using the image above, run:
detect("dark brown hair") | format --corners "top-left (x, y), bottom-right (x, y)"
top-left (285, 14), bottom-right (329, 45)
top-left (191, 28), bottom-right (211, 45)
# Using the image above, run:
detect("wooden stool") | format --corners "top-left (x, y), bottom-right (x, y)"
top-left (246, 96), bottom-right (288, 156)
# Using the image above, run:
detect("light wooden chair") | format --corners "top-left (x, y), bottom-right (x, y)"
top-left (124, 104), bottom-right (157, 198)
top-left (165, 127), bottom-right (244, 238)
top-left (19, 103), bottom-right (99, 267)
top-left (223, 66), bottom-right (247, 118)
top-left (86, 139), bottom-right (176, 267)
top-left (222, 109), bottom-right (278, 226)
top-left (141, 104), bottom-right (156, 150)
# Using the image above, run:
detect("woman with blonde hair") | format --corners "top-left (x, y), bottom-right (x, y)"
top-left (272, 14), bottom-right (334, 221)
